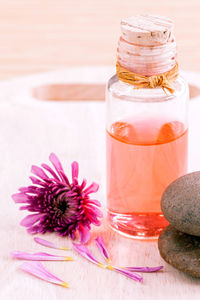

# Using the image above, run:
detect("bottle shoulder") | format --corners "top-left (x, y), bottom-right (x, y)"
top-left (107, 74), bottom-right (189, 103)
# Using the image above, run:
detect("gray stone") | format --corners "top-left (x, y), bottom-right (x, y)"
top-left (161, 171), bottom-right (200, 236)
top-left (158, 225), bottom-right (200, 278)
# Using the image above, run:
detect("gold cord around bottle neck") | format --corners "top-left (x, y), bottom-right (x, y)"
top-left (116, 61), bottom-right (179, 94)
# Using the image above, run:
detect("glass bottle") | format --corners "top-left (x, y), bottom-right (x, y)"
top-left (106, 15), bottom-right (189, 239)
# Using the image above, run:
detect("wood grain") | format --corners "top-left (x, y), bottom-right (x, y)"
top-left (0, 0), bottom-right (200, 80)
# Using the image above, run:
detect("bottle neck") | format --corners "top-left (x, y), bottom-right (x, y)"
top-left (117, 37), bottom-right (177, 76)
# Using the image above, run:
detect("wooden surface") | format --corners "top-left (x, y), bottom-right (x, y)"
top-left (0, 0), bottom-right (200, 80)
top-left (1, 66), bottom-right (200, 300)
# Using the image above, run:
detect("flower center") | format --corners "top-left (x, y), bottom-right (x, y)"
top-left (57, 200), bottom-right (68, 213)
top-left (54, 191), bottom-right (80, 218)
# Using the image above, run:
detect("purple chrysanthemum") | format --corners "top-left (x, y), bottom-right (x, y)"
top-left (12, 153), bottom-right (102, 244)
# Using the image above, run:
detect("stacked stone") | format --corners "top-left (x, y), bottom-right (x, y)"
top-left (158, 172), bottom-right (200, 278)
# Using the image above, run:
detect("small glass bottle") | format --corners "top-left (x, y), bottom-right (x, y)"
top-left (106, 15), bottom-right (189, 239)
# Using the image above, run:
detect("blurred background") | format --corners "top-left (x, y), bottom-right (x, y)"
top-left (0, 0), bottom-right (199, 80)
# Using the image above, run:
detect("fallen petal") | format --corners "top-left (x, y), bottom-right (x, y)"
top-left (124, 266), bottom-right (163, 273)
top-left (114, 267), bottom-right (143, 283)
top-left (20, 261), bottom-right (69, 288)
top-left (34, 237), bottom-right (69, 251)
top-left (72, 243), bottom-right (102, 266)
top-left (11, 251), bottom-right (73, 261)
top-left (95, 236), bottom-right (110, 261)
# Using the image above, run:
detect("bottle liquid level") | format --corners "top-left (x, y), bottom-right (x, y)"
top-left (106, 118), bottom-right (188, 239)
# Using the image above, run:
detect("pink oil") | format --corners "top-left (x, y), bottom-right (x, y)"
top-left (106, 118), bottom-right (188, 239)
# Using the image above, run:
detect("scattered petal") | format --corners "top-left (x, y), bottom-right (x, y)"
top-left (34, 237), bottom-right (69, 251)
top-left (95, 236), bottom-right (110, 261)
top-left (124, 266), bottom-right (163, 273)
top-left (72, 243), bottom-right (102, 266)
top-left (114, 267), bottom-right (143, 283)
top-left (20, 261), bottom-right (69, 288)
top-left (11, 251), bottom-right (73, 261)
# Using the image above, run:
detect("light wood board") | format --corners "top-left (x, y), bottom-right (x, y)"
top-left (0, 0), bottom-right (200, 80)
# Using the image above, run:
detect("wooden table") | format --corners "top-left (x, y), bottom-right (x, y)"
top-left (0, 0), bottom-right (199, 80)
top-left (1, 66), bottom-right (200, 300)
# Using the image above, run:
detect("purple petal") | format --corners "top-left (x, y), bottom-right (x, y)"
top-left (71, 161), bottom-right (79, 183)
top-left (34, 237), bottom-right (69, 251)
top-left (20, 261), bottom-right (69, 288)
top-left (114, 267), bottom-right (143, 283)
top-left (84, 182), bottom-right (99, 194)
top-left (11, 251), bottom-right (73, 261)
top-left (12, 193), bottom-right (30, 203)
top-left (18, 186), bottom-right (43, 194)
top-left (85, 209), bottom-right (101, 226)
top-left (86, 199), bottom-right (101, 207)
top-left (124, 266), bottom-right (163, 273)
top-left (20, 214), bottom-right (43, 227)
top-left (41, 163), bottom-right (60, 181)
top-left (79, 224), bottom-right (90, 244)
top-left (86, 206), bottom-right (103, 218)
top-left (49, 153), bottom-right (69, 185)
top-left (72, 243), bottom-right (100, 265)
top-left (29, 176), bottom-right (46, 187)
top-left (27, 225), bottom-right (42, 234)
top-left (95, 236), bottom-right (110, 261)
top-left (31, 165), bottom-right (49, 181)
top-left (80, 179), bottom-right (87, 190)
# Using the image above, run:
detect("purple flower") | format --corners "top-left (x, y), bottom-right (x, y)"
top-left (12, 153), bottom-right (102, 244)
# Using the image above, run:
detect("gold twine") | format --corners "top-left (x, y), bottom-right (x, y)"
top-left (116, 61), bottom-right (179, 94)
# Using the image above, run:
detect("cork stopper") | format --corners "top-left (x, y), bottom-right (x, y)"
top-left (121, 15), bottom-right (174, 46)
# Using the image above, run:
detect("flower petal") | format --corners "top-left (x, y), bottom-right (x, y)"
top-left (11, 251), bottom-right (73, 261)
top-left (41, 163), bottom-right (60, 181)
top-left (29, 176), bottom-right (46, 187)
top-left (114, 267), bottom-right (143, 283)
top-left (80, 179), bottom-right (87, 190)
top-left (27, 225), bottom-right (43, 234)
top-left (31, 165), bottom-right (49, 181)
top-left (84, 182), bottom-right (99, 194)
top-left (71, 161), bottom-right (79, 183)
top-left (124, 266), bottom-right (163, 273)
top-left (20, 214), bottom-right (43, 227)
top-left (34, 237), bottom-right (69, 251)
top-left (86, 206), bottom-right (103, 218)
top-left (79, 224), bottom-right (90, 244)
top-left (72, 243), bottom-right (101, 266)
top-left (95, 236), bottom-right (110, 261)
top-left (85, 209), bottom-right (101, 226)
top-left (12, 193), bottom-right (31, 203)
top-left (20, 261), bottom-right (69, 288)
top-left (49, 153), bottom-right (69, 185)
top-left (86, 199), bottom-right (101, 207)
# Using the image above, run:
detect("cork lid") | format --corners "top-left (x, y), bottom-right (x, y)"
top-left (121, 15), bottom-right (174, 45)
